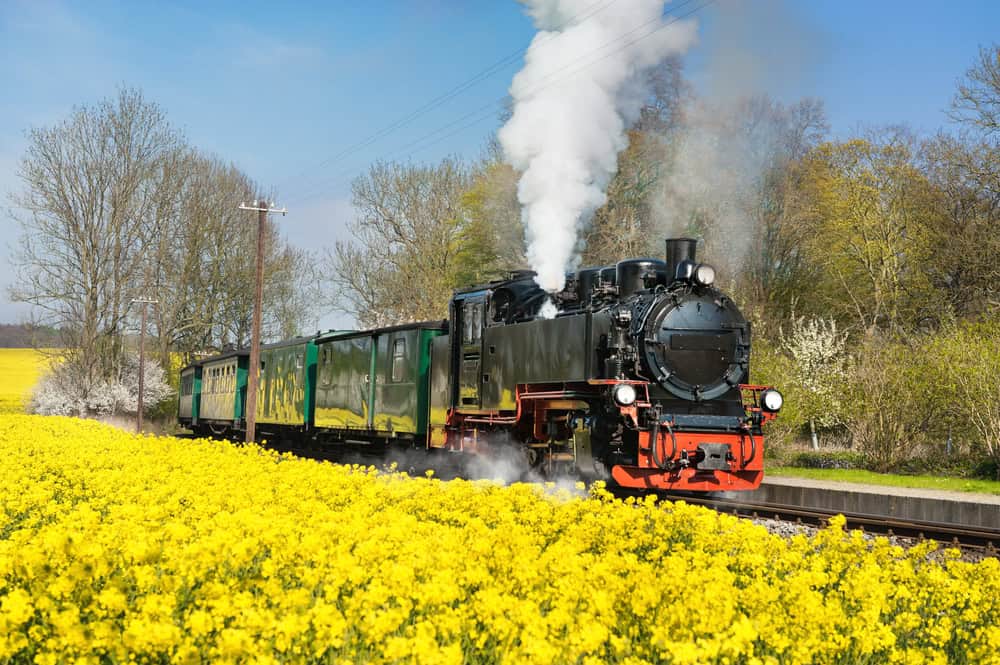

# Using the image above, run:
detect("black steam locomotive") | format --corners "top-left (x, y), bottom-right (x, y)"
top-left (179, 238), bottom-right (781, 491)
top-left (428, 237), bottom-right (781, 490)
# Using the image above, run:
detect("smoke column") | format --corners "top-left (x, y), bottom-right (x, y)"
top-left (499, 0), bottom-right (698, 310)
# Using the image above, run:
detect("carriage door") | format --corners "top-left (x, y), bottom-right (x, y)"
top-left (458, 296), bottom-right (485, 409)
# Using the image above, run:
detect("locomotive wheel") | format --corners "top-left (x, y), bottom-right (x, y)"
top-left (524, 446), bottom-right (544, 469)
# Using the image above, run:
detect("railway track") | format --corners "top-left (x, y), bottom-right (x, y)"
top-left (663, 493), bottom-right (1000, 555)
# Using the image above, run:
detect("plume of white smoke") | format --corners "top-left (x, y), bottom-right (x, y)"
top-left (499, 0), bottom-right (698, 309)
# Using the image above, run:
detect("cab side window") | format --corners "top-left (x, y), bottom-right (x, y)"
top-left (463, 301), bottom-right (483, 344)
top-left (463, 302), bottom-right (474, 344)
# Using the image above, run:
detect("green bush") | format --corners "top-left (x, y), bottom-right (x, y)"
top-left (751, 338), bottom-right (806, 450)
top-left (840, 336), bottom-right (955, 471)
top-left (923, 320), bottom-right (1000, 480)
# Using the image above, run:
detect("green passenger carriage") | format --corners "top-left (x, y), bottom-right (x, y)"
top-left (177, 363), bottom-right (202, 429)
top-left (255, 337), bottom-right (317, 437)
top-left (313, 323), bottom-right (444, 441)
top-left (193, 350), bottom-right (249, 437)
top-left (183, 322), bottom-right (446, 446)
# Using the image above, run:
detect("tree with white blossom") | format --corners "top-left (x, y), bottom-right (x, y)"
top-left (782, 315), bottom-right (848, 449)
top-left (31, 353), bottom-right (172, 419)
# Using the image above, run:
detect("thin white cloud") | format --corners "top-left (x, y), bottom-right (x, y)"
top-left (2, 0), bottom-right (94, 39)
top-left (285, 194), bottom-right (356, 249)
top-left (218, 23), bottom-right (327, 71)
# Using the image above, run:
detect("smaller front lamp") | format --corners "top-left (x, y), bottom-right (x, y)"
top-left (612, 383), bottom-right (637, 407)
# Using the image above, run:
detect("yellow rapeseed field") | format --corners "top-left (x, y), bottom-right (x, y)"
top-left (0, 348), bottom-right (50, 414)
top-left (1, 415), bottom-right (998, 664)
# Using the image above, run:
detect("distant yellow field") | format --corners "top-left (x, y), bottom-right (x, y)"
top-left (0, 348), bottom-right (51, 414)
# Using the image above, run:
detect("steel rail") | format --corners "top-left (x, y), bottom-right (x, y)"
top-left (653, 492), bottom-right (1000, 555)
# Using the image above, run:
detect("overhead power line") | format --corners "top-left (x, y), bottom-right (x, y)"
top-left (273, 0), bottom-right (622, 193)
top-left (286, 0), bottom-right (713, 208)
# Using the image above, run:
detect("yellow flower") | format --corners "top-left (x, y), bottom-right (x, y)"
top-left (0, 414), bottom-right (998, 664)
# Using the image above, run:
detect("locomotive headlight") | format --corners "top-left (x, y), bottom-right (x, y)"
top-left (612, 383), bottom-right (637, 407)
top-left (693, 263), bottom-right (716, 286)
top-left (761, 389), bottom-right (784, 412)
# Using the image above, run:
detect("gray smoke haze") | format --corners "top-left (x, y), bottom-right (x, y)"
top-left (652, 0), bottom-right (825, 277)
top-left (499, 0), bottom-right (698, 299)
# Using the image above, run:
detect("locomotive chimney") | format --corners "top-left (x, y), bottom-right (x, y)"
top-left (665, 238), bottom-right (698, 281)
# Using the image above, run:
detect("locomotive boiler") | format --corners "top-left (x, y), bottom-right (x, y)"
top-left (427, 238), bottom-right (782, 491)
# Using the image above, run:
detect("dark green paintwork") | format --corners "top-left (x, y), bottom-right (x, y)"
top-left (314, 324), bottom-right (445, 436)
top-left (258, 338), bottom-right (313, 426)
top-left (315, 335), bottom-right (373, 430)
top-left (304, 342), bottom-right (317, 425)
top-left (367, 339), bottom-right (377, 427)
top-left (193, 367), bottom-right (201, 422)
top-left (428, 334), bottom-right (452, 431)
top-left (235, 357), bottom-right (248, 422)
top-left (416, 328), bottom-right (438, 433)
top-left (178, 365), bottom-right (201, 422)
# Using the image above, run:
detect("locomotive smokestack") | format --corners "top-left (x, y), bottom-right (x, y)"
top-left (665, 238), bottom-right (698, 280)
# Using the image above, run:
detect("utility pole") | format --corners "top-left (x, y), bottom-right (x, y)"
top-left (130, 297), bottom-right (158, 433)
top-left (237, 199), bottom-right (287, 443)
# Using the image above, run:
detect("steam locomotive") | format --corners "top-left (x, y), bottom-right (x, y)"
top-left (178, 238), bottom-right (781, 491)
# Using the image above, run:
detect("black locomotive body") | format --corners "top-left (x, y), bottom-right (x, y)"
top-left (428, 238), bottom-right (781, 491)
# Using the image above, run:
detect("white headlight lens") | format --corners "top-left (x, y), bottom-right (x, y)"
top-left (761, 389), bottom-right (783, 412)
top-left (694, 263), bottom-right (716, 286)
top-left (613, 383), bottom-right (637, 406)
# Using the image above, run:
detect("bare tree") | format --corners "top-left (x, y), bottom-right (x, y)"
top-left (326, 158), bottom-right (474, 327)
top-left (152, 155), bottom-right (316, 359)
top-left (951, 44), bottom-right (1000, 137)
top-left (921, 134), bottom-right (1000, 319)
top-left (739, 97), bottom-right (828, 323)
top-left (9, 88), bottom-right (315, 385)
top-left (10, 87), bottom-right (184, 393)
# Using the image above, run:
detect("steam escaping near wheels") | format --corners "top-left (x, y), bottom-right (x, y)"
top-left (499, 0), bottom-right (698, 296)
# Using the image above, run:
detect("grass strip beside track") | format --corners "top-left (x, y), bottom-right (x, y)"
top-left (768, 467), bottom-right (1000, 496)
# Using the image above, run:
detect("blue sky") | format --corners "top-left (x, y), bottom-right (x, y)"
top-left (1, 0), bottom-right (997, 328)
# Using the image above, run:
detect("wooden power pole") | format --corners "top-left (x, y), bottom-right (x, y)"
top-left (237, 199), bottom-right (287, 443)
top-left (130, 297), bottom-right (158, 433)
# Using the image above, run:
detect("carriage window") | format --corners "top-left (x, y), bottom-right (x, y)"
top-left (321, 348), bottom-right (331, 386)
top-left (391, 339), bottom-right (406, 382)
